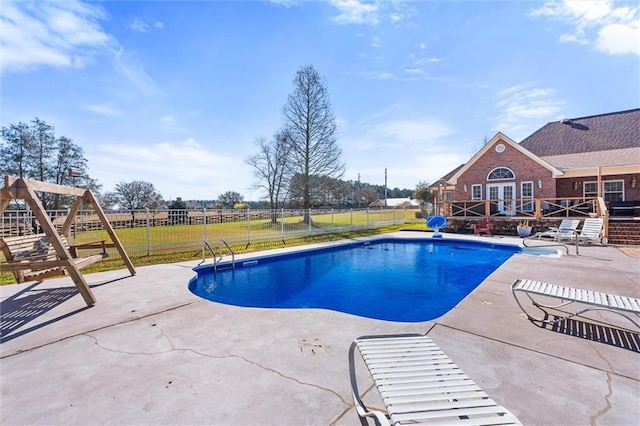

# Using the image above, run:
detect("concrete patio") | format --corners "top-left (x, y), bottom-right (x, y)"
top-left (1, 232), bottom-right (638, 425)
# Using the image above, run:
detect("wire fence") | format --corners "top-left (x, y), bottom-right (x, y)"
top-left (1, 207), bottom-right (422, 259)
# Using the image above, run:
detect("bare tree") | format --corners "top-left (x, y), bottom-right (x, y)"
top-left (354, 185), bottom-right (381, 207)
top-left (282, 65), bottom-right (343, 222)
top-left (246, 130), bottom-right (291, 218)
top-left (288, 174), bottom-right (350, 207)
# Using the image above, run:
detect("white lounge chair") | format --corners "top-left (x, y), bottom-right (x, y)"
top-left (348, 334), bottom-right (522, 425)
top-left (557, 217), bottom-right (608, 245)
top-left (511, 279), bottom-right (640, 328)
top-left (532, 219), bottom-right (580, 241)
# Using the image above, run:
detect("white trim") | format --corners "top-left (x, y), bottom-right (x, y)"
top-left (584, 179), bottom-right (625, 202)
top-left (487, 183), bottom-right (516, 215)
top-left (520, 181), bottom-right (534, 212)
top-left (487, 166), bottom-right (515, 181)
top-left (471, 184), bottom-right (482, 200)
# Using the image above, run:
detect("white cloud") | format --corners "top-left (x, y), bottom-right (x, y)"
top-left (159, 115), bottom-right (176, 125)
top-left (342, 113), bottom-right (464, 187)
top-left (129, 18), bottom-right (150, 32)
top-left (0, 0), bottom-right (112, 73)
top-left (83, 103), bottom-right (122, 116)
top-left (129, 18), bottom-right (165, 32)
top-left (112, 48), bottom-right (160, 97)
top-left (0, 1), bottom-right (161, 97)
top-left (558, 33), bottom-right (588, 44)
top-left (349, 112), bottom-right (456, 151)
top-left (493, 84), bottom-right (565, 140)
top-left (530, 0), bottom-right (640, 56)
top-left (369, 119), bottom-right (454, 146)
top-left (328, 0), bottom-right (416, 26)
top-left (330, 0), bottom-right (380, 25)
top-left (266, 0), bottom-right (299, 7)
top-left (597, 22), bottom-right (640, 55)
top-left (89, 139), bottom-right (251, 199)
top-left (390, 13), bottom-right (403, 23)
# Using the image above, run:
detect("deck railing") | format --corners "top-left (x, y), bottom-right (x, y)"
top-left (437, 196), bottom-right (610, 237)
top-left (438, 197), bottom-right (607, 220)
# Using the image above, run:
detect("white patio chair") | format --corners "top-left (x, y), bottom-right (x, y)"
top-left (557, 218), bottom-right (607, 245)
top-left (532, 219), bottom-right (580, 241)
top-left (512, 279), bottom-right (640, 328)
top-left (348, 334), bottom-right (522, 425)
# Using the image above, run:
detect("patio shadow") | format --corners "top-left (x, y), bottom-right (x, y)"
top-left (0, 284), bottom-right (90, 343)
top-left (538, 315), bottom-right (640, 352)
top-left (0, 277), bottom-right (129, 344)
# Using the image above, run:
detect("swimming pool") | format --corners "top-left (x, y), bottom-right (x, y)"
top-left (188, 238), bottom-right (522, 322)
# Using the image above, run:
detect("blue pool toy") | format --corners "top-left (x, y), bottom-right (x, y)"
top-left (426, 215), bottom-right (447, 238)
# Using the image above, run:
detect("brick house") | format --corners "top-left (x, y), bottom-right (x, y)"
top-left (431, 108), bottom-right (640, 218)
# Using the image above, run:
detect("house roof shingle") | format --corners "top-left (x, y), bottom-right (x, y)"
top-left (541, 147), bottom-right (640, 170)
top-left (519, 108), bottom-right (640, 156)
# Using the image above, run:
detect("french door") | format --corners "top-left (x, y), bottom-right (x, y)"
top-left (487, 183), bottom-right (516, 215)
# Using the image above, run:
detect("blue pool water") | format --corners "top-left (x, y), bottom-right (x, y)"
top-left (188, 239), bottom-right (520, 322)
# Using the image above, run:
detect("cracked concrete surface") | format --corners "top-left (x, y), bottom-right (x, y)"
top-left (1, 232), bottom-right (638, 425)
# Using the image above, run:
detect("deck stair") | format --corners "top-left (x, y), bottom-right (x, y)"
top-left (608, 220), bottom-right (640, 245)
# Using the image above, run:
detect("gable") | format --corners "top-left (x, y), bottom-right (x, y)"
top-left (448, 133), bottom-right (561, 184)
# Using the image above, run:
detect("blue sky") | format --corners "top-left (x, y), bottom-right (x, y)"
top-left (2, 0), bottom-right (638, 201)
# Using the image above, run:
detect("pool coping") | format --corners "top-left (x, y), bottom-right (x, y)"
top-left (0, 231), bottom-right (638, 425)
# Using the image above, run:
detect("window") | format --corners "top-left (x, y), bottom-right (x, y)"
top-left (583, 180), bottom-right (625, 202)
top-left (521, 181), bottom-right (534, 212)
top-left (487, 167), bottom-right (515, 181)
top-left (488, 186), bottom-right (499, 200)
top-left (604, 181), bottom-right (624, 202)
top-left (584, 182), bottom-right (597, 197)
top-left (471, 184), bottom-right (482, 200)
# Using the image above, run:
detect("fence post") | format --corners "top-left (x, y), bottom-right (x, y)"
top-left (145, 208), bottom-right (151, 256)
top-left (202, 208), bottom-right (207, 259)
top-left (331, 208), bottom-right (334, 229)
top-left (367, 208), bottom-right (370, 225)
top-left (203, 208), bottom-right (207, 240)
top-left (246, 209), bottom-right (251, 247)
top-left (308, 208), bottom-right (312, 231)
top-left (281, 208), bottom-right (285, 242)
top-left (350, 209), bottom-right (353, 227)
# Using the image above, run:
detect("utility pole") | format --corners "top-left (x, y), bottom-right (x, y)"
top-left (384, 168), bottom-right (388, 207)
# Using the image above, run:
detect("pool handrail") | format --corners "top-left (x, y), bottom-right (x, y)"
top-left (202, 239), bottom-right (235, 270)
